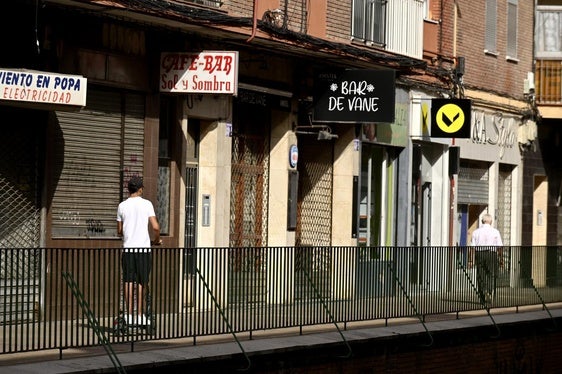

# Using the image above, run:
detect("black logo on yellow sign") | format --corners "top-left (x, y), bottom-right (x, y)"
top-left (431, 99), bottom-right (471, 138)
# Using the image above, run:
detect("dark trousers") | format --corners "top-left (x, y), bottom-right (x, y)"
top-left (475, 250), bottom-right (498, 298)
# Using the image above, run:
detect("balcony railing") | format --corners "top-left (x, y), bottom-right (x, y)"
top-left (0, 246), bottom-right (560, 357)
top-left (536, 59), bottom-right (562, 105)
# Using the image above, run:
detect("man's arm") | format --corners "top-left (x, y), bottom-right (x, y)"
top-left (117, 221), bottom-right (123, 237)
top-left (149, 216), bottom-right (162, 245)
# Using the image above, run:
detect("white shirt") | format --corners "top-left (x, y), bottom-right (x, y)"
top-left (117, 196), bottom-right (156, 251)
top-left (471, 223), bottom-right (503, 248)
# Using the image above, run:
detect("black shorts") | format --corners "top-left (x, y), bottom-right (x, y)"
top-left (122, 252), bottom-right (152, 285)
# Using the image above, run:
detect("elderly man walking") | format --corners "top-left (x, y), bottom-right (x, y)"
top-left (471, 213), bottom-right (503, 306)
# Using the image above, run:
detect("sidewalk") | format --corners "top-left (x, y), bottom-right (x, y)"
top-left (1, 305), bottom-right (560, 373)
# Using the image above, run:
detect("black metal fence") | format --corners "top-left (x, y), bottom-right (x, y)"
top-left (1, 246), bottom-right (561, 355)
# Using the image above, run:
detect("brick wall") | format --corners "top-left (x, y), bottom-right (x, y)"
top-left (178, 319), bottom-right (562, 372)
top-left (523, 122), bottom-right (562, 246)
top-left (440, 0), bottom-right (534, 99)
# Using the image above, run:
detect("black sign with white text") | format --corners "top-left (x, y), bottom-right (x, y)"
top-left (312, 69), bottom-right (395, 123)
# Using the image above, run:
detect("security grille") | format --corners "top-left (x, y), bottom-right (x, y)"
top-left (296, 137), bottom-right (333, 247)
top-left (497, 164), bottom-right (513, 287)
top-left (497, 164), bottom-right (512, 246)
top-left (295, 136), bottom-right (333, 300)
top-left (229, 103), bottom-right (270, 304)
top-left (230, 133), bottom-right (269, 248)
top-left (0, 108), bottom-right (42, 323)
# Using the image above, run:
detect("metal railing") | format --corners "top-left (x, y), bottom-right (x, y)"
top-left (0, 246), bottom-right (561, 356)
top-left (536, 59), bottom-right (562, 104)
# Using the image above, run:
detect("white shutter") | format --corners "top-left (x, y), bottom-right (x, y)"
top-left (507, 0), bottom-right (518, 59)
top-left (485, 0), bottom-right (497, 53)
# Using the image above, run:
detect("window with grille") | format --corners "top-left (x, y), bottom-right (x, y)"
top-left (485, 0), bottom-right (497, 53)
top-left (506, 0), bottom-right (518, 59)
top-left (352, 0), bottom-right (386, 45)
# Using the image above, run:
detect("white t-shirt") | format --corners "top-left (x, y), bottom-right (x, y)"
top-left (471, 224), bottom-right (503, 248)
top-left (117, 196), bottom-right (156, 251)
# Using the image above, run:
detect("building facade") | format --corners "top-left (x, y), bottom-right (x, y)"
top-left (0, 0), bottom-right (540, 317)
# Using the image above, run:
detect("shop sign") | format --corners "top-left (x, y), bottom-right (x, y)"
top-left (430, 99), bottom-right (472, 138)
top-left (0, 69), bottom-right (87, 107)
top-left (289, 144), bottom-right (298, 168)
top-left (471, 110), bottom-right (517, 159)
top-left (312, 69), bottom-right (395, 123)
top-left (160, 51), bottom-right (239, 95)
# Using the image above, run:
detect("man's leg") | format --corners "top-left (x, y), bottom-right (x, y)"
top-left (482, 251), bottom-right (495, 304)
top-left (475, 251), bottom-right (486, 302)
top-left (136, 253), bottom-right (152, 325)
top-left (137, 283), bottom-right (144, 319)
top-left (124, 281), bottom-right (134, 315)
top-left (122, 253), bottom-right (136, 323)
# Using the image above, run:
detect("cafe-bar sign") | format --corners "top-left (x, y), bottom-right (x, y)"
top-left (313, 69), bottom-right (395, 123)
top-left (160, 51), bottom-right (239, 95)
top-left (0, 69), bottom-right (87, 107)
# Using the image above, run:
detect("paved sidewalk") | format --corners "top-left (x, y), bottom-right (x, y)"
top-left (1, 305), bottom-right (560, 373)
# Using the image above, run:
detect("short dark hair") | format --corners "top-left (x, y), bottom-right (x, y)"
top-left (128, 176), bottom-right (144, 193)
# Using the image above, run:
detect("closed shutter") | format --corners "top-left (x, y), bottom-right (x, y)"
top-left (485, 0), bottom-right (497, 53)
top-left (51, 88), bottom-right (144, 238)
top-left (507, 0), bottom-right (518, 58)
top-left (457, 160), bottom-right (489, 204)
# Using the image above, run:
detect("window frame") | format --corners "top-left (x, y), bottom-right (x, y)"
top-left (506, 0), bottom-right (518, 61)
top-left (535, 6), bottom-right (562, 59)
top-left (485, 0), bottom-right (498, 55)
top-left (351, 0), bottom-right (386, 46)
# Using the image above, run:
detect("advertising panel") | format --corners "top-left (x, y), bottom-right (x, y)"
top-left (313, 69), bottom-right (395, 123)
top-left (0, 69), bottom-right (87, 107)
top-left (160, 51), bottom-right (239, 95)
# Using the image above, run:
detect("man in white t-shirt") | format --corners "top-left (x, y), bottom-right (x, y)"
top-left (117, 176), bottom-right (161, 325)
top-left (470, 213), bottom-right (503, 306)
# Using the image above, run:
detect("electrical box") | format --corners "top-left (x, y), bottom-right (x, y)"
top-left (202, 194), bottom-right (211, 227)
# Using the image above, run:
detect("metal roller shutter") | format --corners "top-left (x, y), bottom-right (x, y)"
top-left (51, 89), bottom-right (144, 238)
top-left (457, 160), bottom-right (489, 205)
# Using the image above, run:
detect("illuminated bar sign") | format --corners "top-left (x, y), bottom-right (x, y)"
top-left (313, 69), bottom-right (395, 123)
top-left (160, 51), bottom-right (239, 95)
top-left (0, 69), bottom-right (87, 107)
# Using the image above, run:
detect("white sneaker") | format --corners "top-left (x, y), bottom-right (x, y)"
top-left (142, 315), bottom-right (151, 326)
top-left (125, 314), bottom-right (134, 325)
top-left (133, 314), bottom-right (149, 326)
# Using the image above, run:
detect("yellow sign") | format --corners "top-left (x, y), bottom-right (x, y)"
top-left (431, 99), bottom-right (471, 138)
top-left (436, 103), bottom-right (465, 133)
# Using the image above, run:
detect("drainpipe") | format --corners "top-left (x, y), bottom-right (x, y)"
top-left (247, 0), bottom-right (258, 43)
